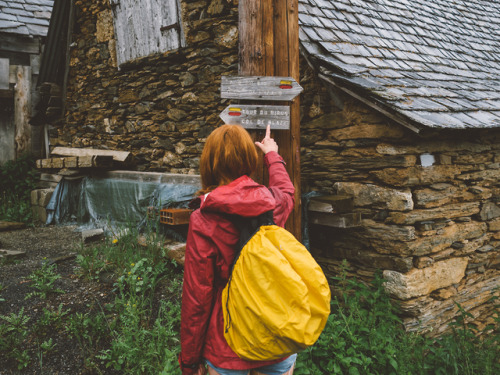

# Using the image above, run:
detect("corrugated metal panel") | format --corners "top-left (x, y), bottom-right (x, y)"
top-left (37, 0), bottom-right (71, 86)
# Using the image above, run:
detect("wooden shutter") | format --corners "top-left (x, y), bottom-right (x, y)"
top-left (111, 0), bottom-right (184, 65)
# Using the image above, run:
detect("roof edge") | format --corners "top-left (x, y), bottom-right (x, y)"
top-left (318, 73), bottom-right (425, 134)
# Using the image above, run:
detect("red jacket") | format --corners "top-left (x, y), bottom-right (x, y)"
top-left (180, 151), bottom-right (295, 374)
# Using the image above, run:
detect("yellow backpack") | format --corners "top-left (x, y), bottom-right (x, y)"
top-left (222, 212), bottom-right (331, 361)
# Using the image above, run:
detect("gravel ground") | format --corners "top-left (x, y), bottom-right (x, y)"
top-left (0, 224), bottom-right (115, 375)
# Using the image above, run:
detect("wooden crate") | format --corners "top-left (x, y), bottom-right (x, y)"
top-left (160, 208), bottom-right (192, 225)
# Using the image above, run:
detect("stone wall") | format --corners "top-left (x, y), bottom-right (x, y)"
top-left (300, 64), bottom-right (500, 336)
top-left (50, 0), bottom-right (238, 172)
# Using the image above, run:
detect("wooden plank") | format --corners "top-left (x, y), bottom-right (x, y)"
top-left (309, 195), bottom-right (354, 214)
top-left (30, 54), bottom-right (41, 75)
top-left (36, 155), bottom-right (114, 169)
top-left (77, 155), bottom-right (113, 168)
top-left (239, 0), bottom-right (264, 76)
top-left (263, 0), bottom-right (274, 76)
top-left (9, 65), bottom-right (16, 84)
top-left (14, 65), bottom-right (32, 158)
top-left (0, 249), bottom-right (26, 259)
top-left (220, 75), bottom-right (303, 101)
top-left (0, 58), bottom-right (9, 90)
top-left (51, 147), bottom-right (132, 163)
top-left (0, 34), bottom-right (40, 54)
top-left (308, 211), bottom-right (362, 228)
top-left (40, 173), bottom-right (63, 183)
top-left (0, 89), bottom-right (13, 98)
top-left (0, 221), bottom-right (26, 232)
top-left (219, 104), bottom-right (290, 129)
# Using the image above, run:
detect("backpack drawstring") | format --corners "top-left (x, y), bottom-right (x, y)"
top-left (224, 211), bottom-right (275, 333)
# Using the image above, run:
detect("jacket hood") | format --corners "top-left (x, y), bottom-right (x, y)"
top-left (200, 175), bottom-right (276, 217)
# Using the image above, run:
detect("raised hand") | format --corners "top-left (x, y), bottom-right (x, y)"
top-left (255, 125), bottom-right (279, 154)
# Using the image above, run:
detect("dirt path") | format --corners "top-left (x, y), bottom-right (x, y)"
top-left (0, 225), bottom-right (114, 374)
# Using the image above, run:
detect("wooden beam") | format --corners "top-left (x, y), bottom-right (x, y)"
top-left (308, 212), bottom-right (362, 229)
top-left (50, 147), bottom-right (132, 163)
top-left (239, 0), bottom-right (302, 240)
top-left (0, 58), bottom-right (9, 90)
top-left (0, 34), bottom-right (40, 54)
top-left (14, 65), bottom-right (32, 158)
top-left (0, 221), bottom-right (26, 232)
top-left (0, 249), bottom-right (26, 259)
top-left (308, 195), bottom-right (355, 214)
top-left (36, 155), bottom-right (114, 169)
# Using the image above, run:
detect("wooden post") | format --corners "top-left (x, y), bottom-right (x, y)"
top-left (239, 0), bottom-right (302, 240)
top-left (14, 65), bottom-right (32, 158)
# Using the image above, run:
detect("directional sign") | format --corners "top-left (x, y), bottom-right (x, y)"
top-left (220, 76), bottom-right (303, 101)
top-left (219, 105), bottom-right (290, 129)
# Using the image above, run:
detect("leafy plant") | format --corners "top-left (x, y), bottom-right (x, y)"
top-left (25, 260), bottom-right (65, 300)
top-left (420, 299), bottom-right (500, 375)
top-left (34, 303), bottom-right (70, 337)
top-left (0, 308), bottom-right (31, 369)
top-left (76, 247), bottom-right (111, 281)
top-left (295, 262), bottom-right (500, 375)
top-left (296, 265), bottom-right (402, 375)
top-left (0, 153), bottom-right (37, 224)
top-left (38, 338), bottom-right (57, 372)
top-left (98, 295), bottom-right (182, 374)
top-left (65, 309), bottom-right (109, 364)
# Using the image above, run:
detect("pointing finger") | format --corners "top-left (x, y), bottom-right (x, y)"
top-left (265, 124), bottom-right (271, 139)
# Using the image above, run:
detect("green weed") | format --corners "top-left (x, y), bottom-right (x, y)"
top-left (34, 303), bottom-right (70, 337)
top-left (295, 262), bottom-right (500, 375)
top-left (37, 337), bottom-right (57, 372)
top-left (65, 309), bottom-right (109, 366)
top-left (76, 247), bottom-right (111, 281)
top-left (25, 260), bottom-right (65, 299)
top-left (0, 308), bottom-right (31, 369)
top-left (0, 153), bottom-right (37, 224)
top-left (96, 257), bottom-right (182, 374)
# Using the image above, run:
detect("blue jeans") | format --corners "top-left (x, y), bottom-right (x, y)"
top-left (206, 354), bottom-right (297, 375)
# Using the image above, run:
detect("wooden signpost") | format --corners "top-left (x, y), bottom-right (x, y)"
top-left (237, 0), bottom-right (302, 240)
top-left (220, 76), bottom-right (303, 101)
top-left (219, 104), bottom-right (290, 129)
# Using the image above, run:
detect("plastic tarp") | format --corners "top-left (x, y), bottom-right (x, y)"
top-left (301, 191), bottom-right (324, 250)
top-left (46, 175), bottom-right (200, 233)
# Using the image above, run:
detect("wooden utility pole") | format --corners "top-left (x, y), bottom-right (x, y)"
top-left (239, 0), bottom-right (301, 240)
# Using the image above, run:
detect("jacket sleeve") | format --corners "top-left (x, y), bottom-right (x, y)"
top-left (265, 151), bottom-right (295, 227)
top-left (180, 215), bottom-right (216, 374)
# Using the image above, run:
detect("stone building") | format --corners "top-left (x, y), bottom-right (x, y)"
top-left (298, 0), bottom-right (500, 335)
top-left (0, 0), bottom-right (53, 163)
top-left (38, 0), bottom-right (499, 335)
top-left (40, 0), bottom-right (239, 172)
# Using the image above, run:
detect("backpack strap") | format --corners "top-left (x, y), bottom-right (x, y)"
top-left (235, 210), bottom-right (275, 252)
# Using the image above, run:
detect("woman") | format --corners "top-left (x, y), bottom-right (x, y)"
top-left (179, 124), bottom-right (296, 375)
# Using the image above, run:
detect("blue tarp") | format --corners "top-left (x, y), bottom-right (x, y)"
top-left (46, 175), bottom-right (199, 232)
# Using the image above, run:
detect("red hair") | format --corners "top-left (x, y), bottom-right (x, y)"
top-left (199, 125), bottom-right (258, 194)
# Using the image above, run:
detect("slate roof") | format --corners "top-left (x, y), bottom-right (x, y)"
top-left (0, 0), bottom-right (53, 37)
top-left (299, 0), bottom-right (500, 132)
